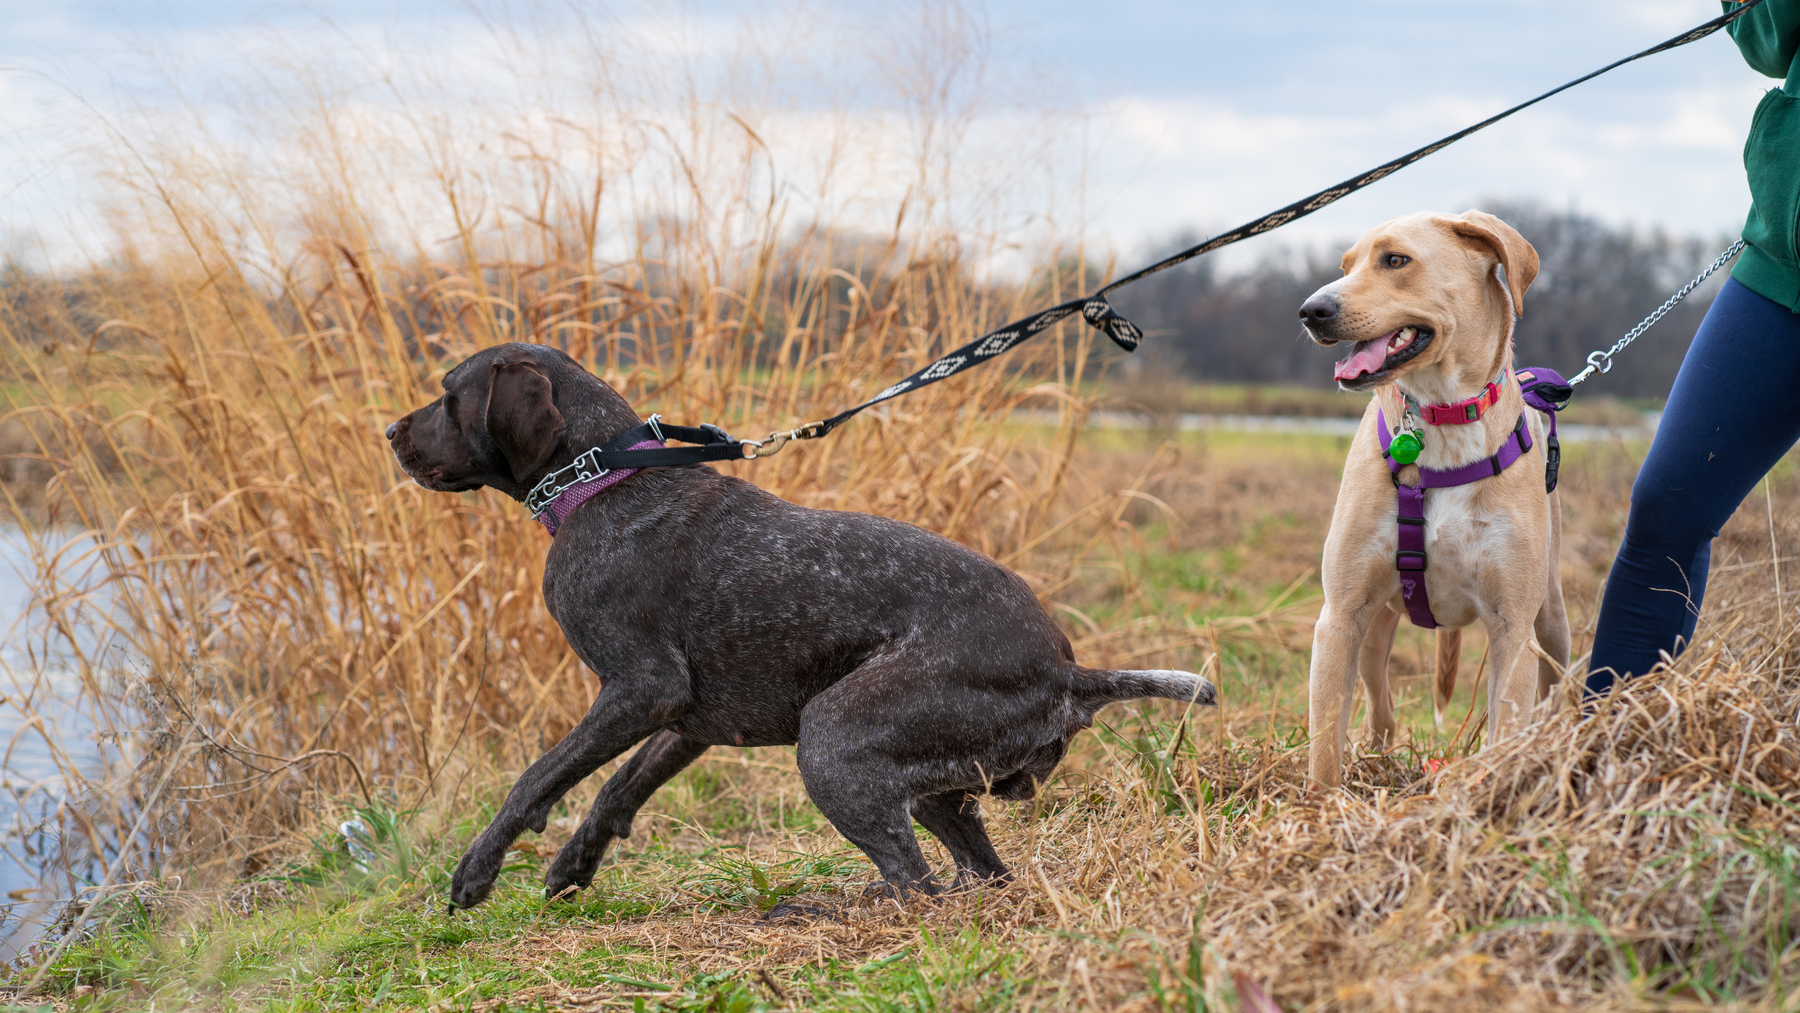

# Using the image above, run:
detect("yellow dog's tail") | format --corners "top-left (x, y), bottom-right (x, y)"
top-left (1433, 628), bottom-right (1462, 730)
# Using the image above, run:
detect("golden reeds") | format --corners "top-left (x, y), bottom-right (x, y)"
top-left (7, 7), bottom-right (1800, 1009)
top-left (0, 3), bottom-right (1126, 906)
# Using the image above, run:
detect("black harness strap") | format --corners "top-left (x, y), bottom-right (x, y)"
top-left (580, 419), bottom-right (745, 469)
top-left (523, 416), bottom-right (751, 516)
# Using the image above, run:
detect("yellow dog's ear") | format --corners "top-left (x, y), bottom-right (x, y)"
top-left (1450, 210), bottom-right (1539, 317)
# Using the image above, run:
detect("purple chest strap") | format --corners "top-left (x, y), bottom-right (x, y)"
top-left (1378, 412), bottom-right (1533, 629)
top-left (1375, 364), bottom-right (1570, 630)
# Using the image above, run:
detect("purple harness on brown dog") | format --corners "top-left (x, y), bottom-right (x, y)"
top-left (1377, 367), bottom-right (1571, 628)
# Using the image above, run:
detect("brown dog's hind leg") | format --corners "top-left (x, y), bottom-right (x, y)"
top-left (910, 791), bottom-right (1010, 889)
top-left (791, 663), bottom-right (955, 899)
top-left (544, 730), bottom-right (710, 902)
top-left (806, 789), bottom-right (940, 899)
top-left (793, 747), bottom-right (940, 898)
top-left (1434, 627), bottom-right (1463, 731)
top-left (1357, 607), bottom-right (1401, 750)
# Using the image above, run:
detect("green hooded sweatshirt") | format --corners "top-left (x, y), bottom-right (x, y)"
top-left (1727, 0), bottom-right (1800, 312)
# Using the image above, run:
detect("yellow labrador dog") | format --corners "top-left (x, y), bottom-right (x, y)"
top-left (1299, 210), bottom-right (1569, 787)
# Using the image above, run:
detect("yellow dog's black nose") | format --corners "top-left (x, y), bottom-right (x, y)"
top-left (1299, 294), bottom-right (1339, 324)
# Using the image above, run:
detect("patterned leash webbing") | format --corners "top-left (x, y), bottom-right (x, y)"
top-left (760, 0), bottom-right (1769, 449)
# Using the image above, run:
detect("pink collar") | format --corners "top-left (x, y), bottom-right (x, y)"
top-left (1409, 376), bottom-right (1504, 426)
top-left (533, 440), bottom-right (662, 535)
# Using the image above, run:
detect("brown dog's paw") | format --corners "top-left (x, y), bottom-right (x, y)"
top-left (448, 848), bottom-right (504, 910)
top-left (542, 869), bottom-right (592, 903)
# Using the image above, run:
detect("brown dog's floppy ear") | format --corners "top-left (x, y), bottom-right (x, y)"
top-left (1450, 210), bottom-right (1539, 317)
top-left (485, 360), bottom-right (565, 482)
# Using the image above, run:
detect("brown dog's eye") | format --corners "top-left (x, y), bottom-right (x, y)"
top-left (1384, 254), bottom-right (1411, 269)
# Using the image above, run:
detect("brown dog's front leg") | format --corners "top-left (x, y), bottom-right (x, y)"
top-left (544, 730), bottom-right (709, 901)
top-left (450, 682), bottom-right (685, 910)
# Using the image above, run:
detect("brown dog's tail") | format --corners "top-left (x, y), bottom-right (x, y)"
top-left (1434, 628), bottom-right (1462, 730)
top-left (1076, 667), bottom-right (1217, 708)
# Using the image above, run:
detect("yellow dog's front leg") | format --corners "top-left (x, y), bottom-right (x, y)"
top-left (1309, 597), bottom-right (1381, 788)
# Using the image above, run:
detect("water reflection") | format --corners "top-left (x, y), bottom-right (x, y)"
top-left (0, 529), bottom-right (118, 952)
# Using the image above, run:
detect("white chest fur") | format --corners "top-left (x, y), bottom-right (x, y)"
top-left (1387, 409), bottom-right (1550, 628)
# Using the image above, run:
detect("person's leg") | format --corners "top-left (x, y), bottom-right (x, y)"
top-left (1587, 278), bottom-right (1800, 694)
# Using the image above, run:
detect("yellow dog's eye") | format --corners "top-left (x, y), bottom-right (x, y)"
top-left (1385, 254), bottom-right (1411, 268)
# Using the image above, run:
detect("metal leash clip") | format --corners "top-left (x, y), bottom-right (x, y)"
top-left (742, 420), bottom-right (828, 459)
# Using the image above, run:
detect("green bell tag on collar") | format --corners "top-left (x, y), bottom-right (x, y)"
top-left (1389, 430), bottom-right (1422, 465)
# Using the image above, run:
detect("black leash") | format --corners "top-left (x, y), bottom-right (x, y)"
top-left (540, 0), bottom-right (1768, 481)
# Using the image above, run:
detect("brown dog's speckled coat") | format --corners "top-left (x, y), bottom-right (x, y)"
top-left (386, 343), bottom-right (1216, 908)
top-left (1299, 211), bottom-right (1570, 788)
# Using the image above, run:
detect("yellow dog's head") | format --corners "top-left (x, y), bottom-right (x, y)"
top-left (1299, 210), bottom-right (1538, 393)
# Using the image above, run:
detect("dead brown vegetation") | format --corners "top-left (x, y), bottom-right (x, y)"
top-left (5, 5), bottom-right (1800, 1009)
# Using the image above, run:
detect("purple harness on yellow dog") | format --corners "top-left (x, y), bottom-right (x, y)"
top-left (1377, 367), bottom-right (1572, 629)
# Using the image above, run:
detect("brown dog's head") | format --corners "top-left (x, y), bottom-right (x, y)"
top-left (385, 343), bottom-right (642, 501)
top-left (1297, 210), bottom-right (1538, 395)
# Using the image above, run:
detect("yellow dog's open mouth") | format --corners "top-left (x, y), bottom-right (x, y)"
top-left (1333, 326), bottom-right (1427, 383)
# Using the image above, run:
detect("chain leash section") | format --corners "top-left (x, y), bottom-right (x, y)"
top-left (1568, 240), bottom-right (1745, 387)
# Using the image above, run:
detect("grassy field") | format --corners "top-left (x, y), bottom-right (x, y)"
top-left (1093, 378), bottom-right (1661, 428)
top-left (17, 422), bottom-right (1800, 1012)
top-left (4, 13), bottom-right (1800, 1005)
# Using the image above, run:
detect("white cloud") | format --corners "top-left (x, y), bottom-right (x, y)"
top-left (0, 0), bottom-right (1781, 276)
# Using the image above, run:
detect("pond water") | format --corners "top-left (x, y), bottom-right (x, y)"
top-left (0, 530), bottom-right (116, 951)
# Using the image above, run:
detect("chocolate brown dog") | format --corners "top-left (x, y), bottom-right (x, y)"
top-left (387, 342), bottom-right (1215, 908)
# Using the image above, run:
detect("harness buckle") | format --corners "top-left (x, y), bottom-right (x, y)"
top-left (1396, 550), bottom-right (1428, 572)
top-left (646, 413), bottom-right (666, 443)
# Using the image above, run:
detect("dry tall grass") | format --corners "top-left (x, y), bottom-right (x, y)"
top-left (0, 2), bottom-right (1124, 909)
top-left (6, 6), bottom-right (1800, 1010)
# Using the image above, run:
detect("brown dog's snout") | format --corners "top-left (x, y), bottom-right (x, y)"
top-left (385, 420), bottom-right (401, 441)
top-left (1299, 293), bottom-right (1339, 327)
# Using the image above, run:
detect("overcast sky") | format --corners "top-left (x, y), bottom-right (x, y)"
top-left (0, 1), bottom-right (1778, 270)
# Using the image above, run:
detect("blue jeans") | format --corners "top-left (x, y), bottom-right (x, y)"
top-left (1587, 277), bottom-right (1800, 694)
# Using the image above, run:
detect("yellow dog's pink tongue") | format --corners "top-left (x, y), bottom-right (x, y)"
top-left (1333, 334), bottom-right (1394, 381)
